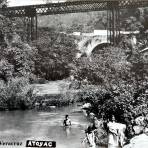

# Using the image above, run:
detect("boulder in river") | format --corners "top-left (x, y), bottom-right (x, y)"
top-left (124, 134), bottom-right (148, 148)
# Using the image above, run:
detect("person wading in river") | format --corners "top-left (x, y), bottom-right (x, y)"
top-left (63, 114), bottom-right (71, 126)
top-left (63, 114), bottom-right (71, 136)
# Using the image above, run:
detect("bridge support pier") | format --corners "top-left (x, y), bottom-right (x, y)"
top-left (107, 1), bottom-right (120, 45)
top-left (23, 7), bottom-right (38, 42)
top-left (24, 16), bottom-right (37, 42)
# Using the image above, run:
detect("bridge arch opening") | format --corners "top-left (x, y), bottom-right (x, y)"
top-left (77, 35), bottom-right (109, 57)
top-left (91, 42), bottom-right (110, 55)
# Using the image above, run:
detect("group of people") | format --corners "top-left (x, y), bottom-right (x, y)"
top-left (83, 115), bottom-right (126, 148)
top-left (63, 114), bottom-right (127, 148)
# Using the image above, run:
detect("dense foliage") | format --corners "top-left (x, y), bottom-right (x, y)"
top-left (72, 44), bottom-right (148, 136)
top-left (32, 28), bottom-right (77, 80)
top-left (0, 42), bottom-right (37, 80)
top-left (0, 1), bottom-right (36, 110)
top-left (0, 77), bottom-right (35, 110)
top-left (0, 45), bottom-right (35, 110)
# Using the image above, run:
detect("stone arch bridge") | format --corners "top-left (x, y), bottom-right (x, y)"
top-left (76, 34), bottom-right (108, 58)
top-left (76, 30), bottom-right (138, 58)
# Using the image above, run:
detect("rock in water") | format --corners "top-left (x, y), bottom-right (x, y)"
top-left (124, 134), bottom-right (148, 148)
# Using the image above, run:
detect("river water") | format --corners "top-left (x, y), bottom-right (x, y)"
top-left (0, 104), bottom-right (94, 148)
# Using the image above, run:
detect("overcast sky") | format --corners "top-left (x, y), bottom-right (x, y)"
top-left (8, 0), bottom-right (67, 6)
top-left (8, 0), bottom-right (45, 6)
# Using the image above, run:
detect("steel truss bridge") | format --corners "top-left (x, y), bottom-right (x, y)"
top-left (1, 0), bottom-right (148, 43)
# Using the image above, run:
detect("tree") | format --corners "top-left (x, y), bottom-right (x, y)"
top-left (32, 29), bottom-right (77, 80)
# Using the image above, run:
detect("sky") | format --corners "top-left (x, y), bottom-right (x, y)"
top-left (8, 0), bottom-right (45, 6)
top-left (8, 0), bottom-right (67, 6)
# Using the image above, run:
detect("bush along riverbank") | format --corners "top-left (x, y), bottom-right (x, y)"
top-left (0, 77), bottom-right (35, 111)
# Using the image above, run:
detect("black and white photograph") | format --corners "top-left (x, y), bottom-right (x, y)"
top-left (0, 0), bottom-right (148, 148)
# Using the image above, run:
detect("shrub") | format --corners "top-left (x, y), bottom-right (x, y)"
top-left (0, 77), bottom-right (35, 110)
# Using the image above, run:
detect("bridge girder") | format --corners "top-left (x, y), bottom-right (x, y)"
top-left (1, 0), bottom-right (148, 43)
top-left (2, 0), bottom-right (148, 17)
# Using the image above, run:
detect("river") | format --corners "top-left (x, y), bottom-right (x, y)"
top-left (0, 104), bottom-right (95, 148)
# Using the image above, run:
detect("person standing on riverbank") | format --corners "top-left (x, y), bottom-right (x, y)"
top-left (107, 115), bottom-right (126, 148)
top-left (93, 116), bottom-right (107, 146)
top-left (107, 115), bottom-right (119, 148)
top-left (85, 123), bottom-right (96, 148)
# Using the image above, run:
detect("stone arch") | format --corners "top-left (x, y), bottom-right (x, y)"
top-left (77, 36), bottom-right (109, 57)
top-left (91, 42), bottom-right (110, 54)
